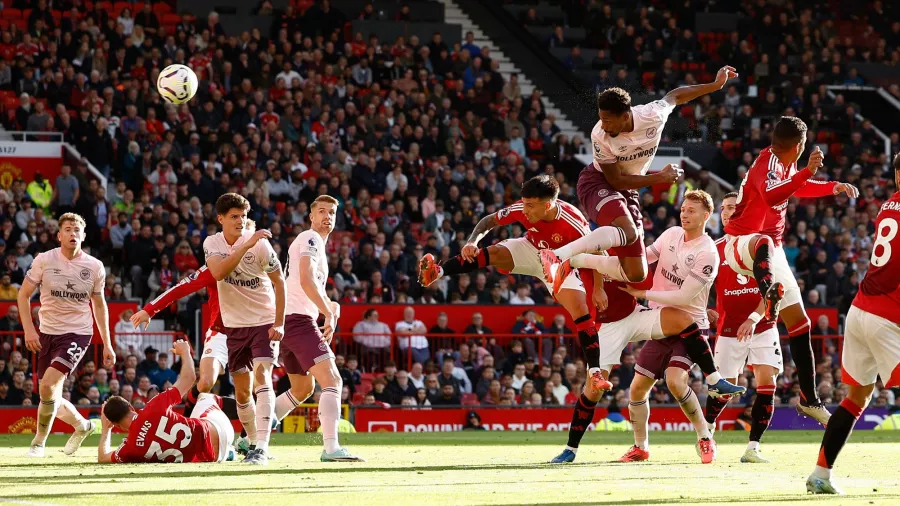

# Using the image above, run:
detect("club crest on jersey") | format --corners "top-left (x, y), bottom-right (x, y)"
top-left (80, 268), bottom-right (91, 280)
top-left (597, 189), bottom-right (609, 198)
top-left (685, 254), bottom-right (696, 268)
top-left (593, 142), bottom-right (602, 154)
top-left (498, 207), bottom-right (511, 219)
top-left (646, 127), bottom-right (657, 138)
top-left (702, 264), bottom-right (713, 276)
top-left (552, 233), bottom-right (563, 243)
top-left (243, 252), bottom-right (256, 264)
top-left (308, 239), bottom-right (316, 246)
top-left (318, 340), bottom-right (329, 352)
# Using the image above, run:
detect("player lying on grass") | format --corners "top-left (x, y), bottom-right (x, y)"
top-left (130, 221), bottom-right (314, 455)
top-left (22, 213), bottom-right (114, 458)
top-left (616, 190), bottom-right (720, 464)
top-left (98, 339), bottom-right (236, 463)
top-left (723, 117), bottom-right (857, 426)
top-left (807, 154), bottom-right (900, 495)
top-left (418, 174), bottom-right (614, 394)
top-left (705, 192), bottom-right (781, 464)
top-left (283, 195), bottom-right (363, 462)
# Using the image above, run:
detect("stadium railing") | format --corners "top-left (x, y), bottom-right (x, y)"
top-left (329, 331), bottom-right (845, 376)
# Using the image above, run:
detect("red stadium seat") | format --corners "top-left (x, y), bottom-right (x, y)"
top-left (162, 13), bottom-right (181, 24)
top-left (351, 392), bottom-right (365, 404)
top-left (830, 143), bottom-right (842, 158)
top-left (642, 71), bottom-right (655, 89)
top-left (113, 2), bottom-right (131, 13)
top-left (97, 2), bottom-right (113, 12)
top-left (461, 393), bottom-right (479, 405)
top-left (153, 3), bottom-right (173, 15)
top-left (357, 382), bottom-right (373, 395)
top-left (1, 9), bottom-right (21, 20)
top-left (22, 9), bottom-right (32, 19)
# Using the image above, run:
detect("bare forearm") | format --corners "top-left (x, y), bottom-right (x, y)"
top-left (98, 427), bottom-right (113, 463)
top-left (208, 241), bottom-right (255, 280)
top-left (272, 277), bottom-right (286, 327)
top-left (301, 277), bottom-right (331, 316)
top-left (606, 171), bottom-right (670, 191)
top-left (467, 214), bottom-right (499, 245)
top-left (92, 297), bottom-right (112, 348)
top-left (664, 80), bottom-right (722, 105)
top-left (18, 295), bottom-right (36, 335)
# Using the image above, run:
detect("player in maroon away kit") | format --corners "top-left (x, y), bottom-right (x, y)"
top-left (541, 66), bottom-right (738, 287)
top-left (21, 213), bottom-right (114, 457)
top-left (705, 192), bottom-right (782, 463)
top-left (284, 195), bottom-right (363, 461)
top-left (806, 154), bottom-right (900, 494)
top-left (723, 117), bottom-right (858, 425)
top-left (97, 340), bottom-right (235, 463)
top-left (418, 175), bottom-right (614, 395)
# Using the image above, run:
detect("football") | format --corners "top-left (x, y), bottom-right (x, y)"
top-left (156, 64), bottom-right (198, 104)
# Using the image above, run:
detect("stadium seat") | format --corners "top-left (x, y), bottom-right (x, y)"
top-left (153, 3), bottom-right (173, 15)
top-left (351, 392), bottom-right (365, 404)
top-left (162, 13), bottom-right (181, 25)
top-left (113, 2), bottom-right (132, 13)
top-left (96, 2), bottom-right (112, 12)
top-left (357, 382), bottom-right (373, 395)
top-left (461, 393), bottom-right (479, 406)
top-left (1, 9), bottom-right (21, 20)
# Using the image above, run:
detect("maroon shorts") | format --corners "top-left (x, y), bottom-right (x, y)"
top-left (577, 164), bottom-right (645, 257)
top-left (37, 332), bottom-right (92, 379)
top-left (281, 314), bottom-right (334, 375)
top-left (635, 336), bottom-right (692, 380)
top-left (226, 323), bottom-right (278, 373)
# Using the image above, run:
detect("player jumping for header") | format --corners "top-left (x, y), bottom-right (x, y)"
top-left (22, 213), bottom-right (114, 457)
top-left (705, 192), bottom-right (782, 463)
top-left (98, 339), bottom-right (236, 463)
top-left (541, 66), bottom-right (739, 287)
top-left (806, 154), bottom-right (900, 494)
top-left (723, 117), bottom-right (858, 425)
top-left (284, 195), bottom-right (363, 462)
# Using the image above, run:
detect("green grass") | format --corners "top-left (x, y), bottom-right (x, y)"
top-left (1, 431), bottom-right (900, 505)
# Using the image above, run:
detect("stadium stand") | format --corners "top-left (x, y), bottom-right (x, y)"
top-left (0, 0), bottom-right (897, 413)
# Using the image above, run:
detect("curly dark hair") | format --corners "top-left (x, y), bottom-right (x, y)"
top-left (596, 87), bottom-right (632, 115)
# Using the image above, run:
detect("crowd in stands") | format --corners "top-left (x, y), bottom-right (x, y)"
top-left (0, 0), bottom-right (898, 412)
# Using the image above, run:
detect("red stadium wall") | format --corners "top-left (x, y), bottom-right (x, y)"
top-left (0, 141), bottom-right (64, 189)
top-left (202, 303), bottom-right (839, 336)
top-left (0, 300), bottom-right (140, 344)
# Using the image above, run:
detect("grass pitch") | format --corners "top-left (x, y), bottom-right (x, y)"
top-left (1, 431), bottom-right (899, 505)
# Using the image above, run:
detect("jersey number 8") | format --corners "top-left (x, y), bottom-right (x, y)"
top-left (143, 415), bottom-right (192, 462)
top-left (871, 217), bottom-right (898, 267)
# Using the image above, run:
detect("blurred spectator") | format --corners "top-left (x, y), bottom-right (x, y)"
top-left (352, 308), bottom-right (392, 371)
top-left (0, 306), bottom-right (23, 331)
top-left (395, 306), bottom-right (429, 366)
top-left (812, 315), bottom-right (837, 336)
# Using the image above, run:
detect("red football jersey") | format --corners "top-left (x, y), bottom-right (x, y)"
top-left (713, 238), bottom-right (774, 336)
top-left (725, 147), bottom-right (837, 245)
top-left (113, 388), bottom-right (216, 463)
top-left (590, 247), bottom-right (641, 324)
top-left (144, 267), bottom-right (223, 334)
top-left (495, 200), bottom-right (591, 250)
top-left (853, 192), bottom-right (900, 325)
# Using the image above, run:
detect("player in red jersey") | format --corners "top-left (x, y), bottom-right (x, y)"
top-left (806, 154), bottom-right (900, 494)
top-left (705, 192), bottom-right (782, 463)
top-left (130, 230), bottom-right (314, 455)
top-left (540, 66), bottom-right (738, 287)
top-left (98, 340), bottom-right (234, 463)
top-left (723, 116), bottom-right (858, 425)
top-left (418, 175), bottom-right (614, 394)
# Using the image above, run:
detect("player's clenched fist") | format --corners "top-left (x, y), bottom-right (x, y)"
top-left (248, 229), bottom-right (272, 246)
top-left (24, 329), bottom-right (40, 352)
top-left (659, 164), bottom-right (683, 183)
top-left (170, 339), bottom-right (191, 356)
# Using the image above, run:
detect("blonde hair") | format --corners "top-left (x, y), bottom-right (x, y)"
top-left (58, 212), bottom-right (87, 229)
top-left (684, 190), bottom-right (714, 213)
top-left (311, 195), bottom-right (339, 211)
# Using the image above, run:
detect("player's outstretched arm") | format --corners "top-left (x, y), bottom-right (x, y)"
top-left (601, 161), bottom-right (682, 191)
top-left (206, 229), bottom-right (272, 280)
top-left (91, 293), bottom-right (115, 370)
top-left (461, 213), bottom-right (500, 262)
top-left (663, 65), bottom-right (738, 106)
top-left (97, 404), bottom-right (115, 463)
top-left (170, 340), bottom-right (197, 398)
top-left (141, 268), bottom-right (215, 324)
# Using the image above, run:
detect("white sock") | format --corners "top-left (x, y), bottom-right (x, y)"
top-left (629, 399), bottom-right (650, 450)
top-left (237, 399), bottom-right (257, 445)
top-left (746, 441), bottom-right (760, 452)
top-left (34, 398), bottom-right (58, 445)
top-left (57, 398), bottom-right (90, 432)
top-left (320, 386), bottom-right (341, 453)
top-left (254, 384), bottom-right (275, 452)
top-left (813, 465), bottom-right (831, 480)
top-left (275, 391), bottom-right (301, 421)
top-left (554, 227), bottom-right (627, 259)
top-left (677, 390), bottom-right (711, 440)
top-left (588, 367), bottom-right (602, 377)
top-left (568, 254), bottom-right (630, 282)
top-left (565, 445), bottom-right (578, 454)
top-left (705, 371), bottom-right (723, 385)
